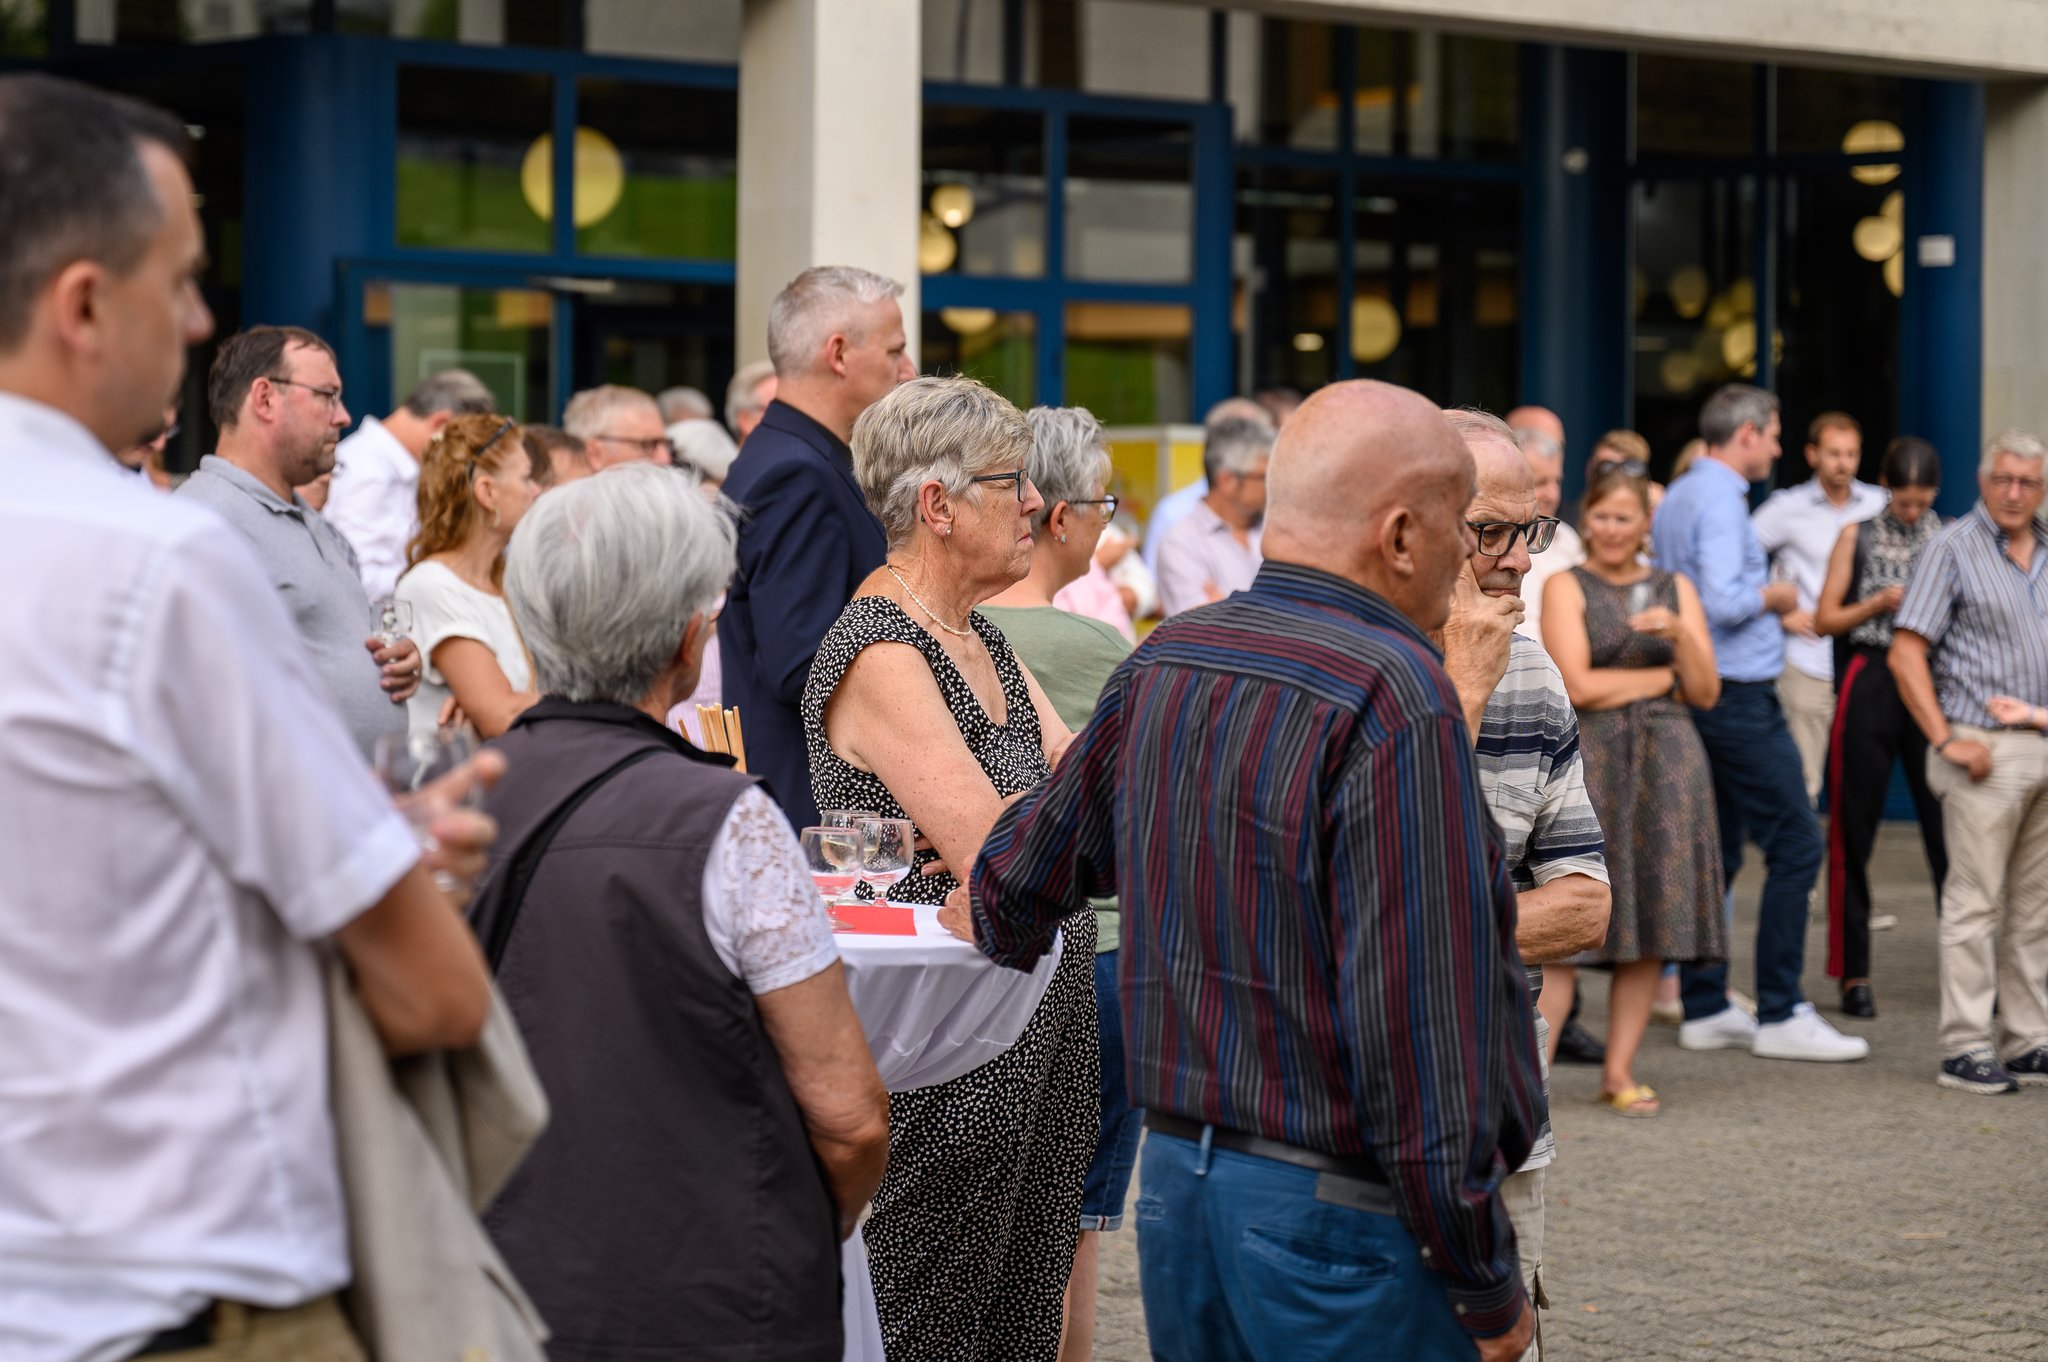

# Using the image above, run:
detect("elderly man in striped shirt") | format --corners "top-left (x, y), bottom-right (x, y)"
top-left (960, 379), bottom-right (1542, 1362)
top-left (1890, 429), bottom-right (2048, 1095)
top-left (1439, 410), bottom-right (1612, 1359)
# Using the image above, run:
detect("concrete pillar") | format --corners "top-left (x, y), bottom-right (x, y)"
top-left (1982, 80), bottom-right (2048, 450)
top-left (736, 0), bottom-right (922, 367)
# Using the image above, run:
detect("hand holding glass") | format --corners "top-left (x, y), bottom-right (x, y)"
top-left (371, 726), bottom-right (483, 892)
top-left (371, 597), bottom-right (413, 647)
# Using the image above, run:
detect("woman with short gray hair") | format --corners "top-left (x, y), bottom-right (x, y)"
top-left (801, 375), bottom-right (1098, 1362)
top-left (480, 464), bottom-right (890, 1360)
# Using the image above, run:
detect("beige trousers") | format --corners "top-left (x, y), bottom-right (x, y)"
top-left (1501, 1164), bottom-right (1547, 1362)
top-left (1778, 666), bottom-right (1836, 805)
top-left (1923, 725), bottom-right (2048, 1060)
top-left (147, 1297), bottom-right (365, 1362)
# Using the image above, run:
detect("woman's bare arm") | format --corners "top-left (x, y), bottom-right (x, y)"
top-left (432, 636), bottom-right (540, 738)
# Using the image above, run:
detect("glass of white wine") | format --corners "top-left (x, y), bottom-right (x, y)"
top-left (855, 817), bottom-right (914, 906)
top-left (799, 825), bottom-right (863, 930)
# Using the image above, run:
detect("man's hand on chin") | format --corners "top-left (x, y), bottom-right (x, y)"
top-left (1437, 570), bottom-right (1523, 739)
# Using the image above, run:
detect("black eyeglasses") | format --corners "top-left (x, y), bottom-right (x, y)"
top-left (590, 433), bottom-right (674, 460)
top-left (970, 470), bottom-right (1033, 502)
top-left (1467, 517), bottom-right (1561, 557)
top-left (269, 377), bottom-right (343, 408)
top-left (1068, 494), bottom-right (1120, 520)
top-left (466, 418), bottom-right (518, 477)
top-left (1591, 456), bottom-right (1649, 479)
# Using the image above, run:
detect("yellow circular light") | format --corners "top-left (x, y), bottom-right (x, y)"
top-left (918, 214), bottom-right (958, 273)
top-left (930, 183), bottom-right (976, 230)
top-left (1721, 318), bottom-right (1757, 370)
top-left (520, 128), bottom-right (626, 228)
top-left (1668, 265), bottom-right (1710, 320)
top-left (938, 306), bottom-right (998, 336)
top-left (1292, 332), bottom-right (1325, 353)
top-left (1350, 296), bottom-right (1402, 364)
top-left (1725, 277), bottom-right (1756, 316)
top-left (1881, 189), bottom-right (1904, 222)
top-left (1843, 119), bottom-right (1904, 186)
top-left (1660, 350), bottom-right (1701, 393)
top-left (1853, 215), bottom-right (1902, 263)
top-left (1884, 250), bottom-right (1905, 297)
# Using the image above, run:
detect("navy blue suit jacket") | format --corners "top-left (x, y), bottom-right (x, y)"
top-left (718, 399), bottom-right (887, 830)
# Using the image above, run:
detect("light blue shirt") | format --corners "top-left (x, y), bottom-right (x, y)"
top-left (1652, 457), bottom-right (1783, 682)
top-left (1141, 478), bottom-right (1208, 577)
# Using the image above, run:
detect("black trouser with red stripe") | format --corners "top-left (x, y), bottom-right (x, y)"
top-left (1828, 643), bottom-right (1949, 981)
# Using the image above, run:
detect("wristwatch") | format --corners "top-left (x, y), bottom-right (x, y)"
top-left (1934, 736), bottom-right (1955, 754)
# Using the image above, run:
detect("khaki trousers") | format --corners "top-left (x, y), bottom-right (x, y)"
top-left (1923, 725), bottom-right (2048, 1060)
top-left (1778, 666), bottom-right (1836, 805)
top-left (146, 1297), bottom-right (365, 1362)
top-left (1501, 1164), bottom-right (1547, 1362)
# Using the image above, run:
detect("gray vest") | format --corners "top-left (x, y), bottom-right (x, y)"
top-left (474, 699), bottom-right (841, 1362)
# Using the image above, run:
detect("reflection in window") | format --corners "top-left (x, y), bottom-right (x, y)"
top-left (1776, 67), bottom-right (1905, 158)
top-left (1, 0), bottom-right (47, 55)
top-left (574, 80), bottom-right (737, 260)
top-left (1235, 166), bottom-right (1341, 393)
top-left (1066, 116), bottom-right (1194, 284)
top-left (395, 66), bottom-right (553, 254)
top-left (1068, 0), bottom-right (1209, 101)
top-left (923, 106), bottom-right (1046, 279)
top-left (1635, 54), bottom-right (1756, 159)
top-left (922, 0), bottom-right (1008, 83)
top-left (334, 0), bottom-right (565, 43)
top-left (1631, 177), bottom-right (1759, 472)
top-left (1065, 301), bottom-right (1191, 425)
top-left (367, 281), bottom-right (552, 422)
top-left (1775, 172), bottom-right (1902, 470)
top-left (585, 0), bottom-right (740, 62)
top-left (922, 310), bottom-right (1037, 410)
top-left (575, 282), bottom-right (737, 399)
top-left (1351, 181), bottom-right (1519, 409)
top-left (1238, 18), bottom-right (1342, 149)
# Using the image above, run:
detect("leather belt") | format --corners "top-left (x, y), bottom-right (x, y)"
top-left (1145, 1112), bottom-right (1388, 1184)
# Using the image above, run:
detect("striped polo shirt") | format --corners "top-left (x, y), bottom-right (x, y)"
top-left (1893, 504), bottom-right (2048, 729)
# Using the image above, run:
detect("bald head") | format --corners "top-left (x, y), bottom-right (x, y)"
top-left (1507, 405), bottom-right (1564, 516)
top-left (1265, 380), bottom-right (1477, 632)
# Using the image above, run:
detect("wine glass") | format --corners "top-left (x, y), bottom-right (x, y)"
top-left (799, 826), bottom-right (863, 929)
top-left (371, 726), bottom-right (481, 890)
top-left (1625, 580), bottom-right (1655, 619)
top-left (819, 808), bottom-right (879, 829)
top-left (371, 597), bottom-right (413, 648)
top-left (855, 817), bottom-right (914, 906)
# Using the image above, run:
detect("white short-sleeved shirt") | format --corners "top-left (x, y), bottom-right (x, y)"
top-left (395, 559), bottom-right (534, 744)
top-left (1751, 479), bottom-right (1887, 680)
top-left (701, 786), bottom-right (842, 994)
top-left (0, 393), bottom-right (421, 1362)
top-left (324, 415), bottom-right (419, 603)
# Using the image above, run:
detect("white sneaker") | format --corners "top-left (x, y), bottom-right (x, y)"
top-left (1751, 1002), bottom-right (1871, 1062)
top-left (1871, 913), bottom-right (1898, 931)
top-left (1678, 1005), bottom-right (1760, 1051)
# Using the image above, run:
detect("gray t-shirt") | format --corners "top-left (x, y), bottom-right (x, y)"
top-left (176, 456), bottom-right (405, 758)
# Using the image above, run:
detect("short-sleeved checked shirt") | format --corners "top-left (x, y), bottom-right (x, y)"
top-left (1892, 503), bottom-right (2048, 729)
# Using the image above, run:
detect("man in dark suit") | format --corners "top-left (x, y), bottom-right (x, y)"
top-left (720, 266), bottom-right (916, 828)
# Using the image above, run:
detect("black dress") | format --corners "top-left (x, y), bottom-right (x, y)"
top-left (801, 595), bottom-right (1098, 1362)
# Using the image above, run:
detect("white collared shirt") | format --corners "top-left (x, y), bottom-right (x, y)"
top-left (1155, 498), bottom-right (1264, 617)
top-left (324, 415), bottom-right (419, 602)
top-left (1518, 520), bottom-right (1585, 647)
top-left (1751, 478), bottom-right (1888, 679)
top-left (0, 393), bottom-right (420, 1362)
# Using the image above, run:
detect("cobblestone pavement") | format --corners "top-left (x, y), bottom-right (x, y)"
top-left (1092, 824), bottom-right (2048, 1360)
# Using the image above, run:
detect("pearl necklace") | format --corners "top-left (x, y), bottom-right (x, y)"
top-left (886, 564), bottom-right (974, 638)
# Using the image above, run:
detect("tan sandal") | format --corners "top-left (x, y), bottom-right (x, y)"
top-left (1595, 1083), bottom-right (1660, 1118)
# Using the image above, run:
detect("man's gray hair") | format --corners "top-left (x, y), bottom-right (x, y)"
top-left (669, 418), bottom-right (739, 483)
top-left (725, 358), bottom-right (775, 433)
top-left (1444, 408), bottom-right (1522, 453)
top-left (1204, 396), bottom-right (1268, 430)
top-left (400, 368), bottom-right (495, 419)
top-left (766, 266), bottom-right (904, 378)
top-left (1980, 428), bottom-right (2048, 475)
top-left (656, 386), bottom-right (713, 423)
top-left (504, 463), bottom-right (736, 705)
top-left (1203, 415), bottom-right (1276, 484)
top-left (1698, 383), bottom-right (1781, 447)
top-left (1024, 406), bottom-right (1110, 532)
top-left (561, 384), bottom-right (660, 441)
top-left (852, 375), bottom-right (1031, 549)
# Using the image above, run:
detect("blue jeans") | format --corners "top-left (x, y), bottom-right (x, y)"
top-left (1685, 680), bottom-right (1824, 1025)
top-left (1136, 1132), bottom-right (1474, 1362)
top-left (1080, 950), bottom-right (1143, 1230)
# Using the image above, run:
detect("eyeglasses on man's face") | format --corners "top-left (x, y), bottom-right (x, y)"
top-left (269, 377), bottom-right (343, 409)
top-left (1591, 456), bottom-right (1649, 479)
top-left (970, 470), bottom-right (1035, 502)
top-left (1466, 517), bottom-right (1561, 558)
top-left (1988, 473), bottom-right (2045, 494)
top-left (591, 433), bottom-right (674, 460)
top-left (1068, 494), bottom-right (1120, 520)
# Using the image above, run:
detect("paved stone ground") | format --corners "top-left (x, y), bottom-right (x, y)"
top-left (1092, 824), bottom-right (2048, 1359)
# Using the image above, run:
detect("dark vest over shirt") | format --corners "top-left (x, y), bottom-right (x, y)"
top-left (475, 699), bottom-right (841, 1362)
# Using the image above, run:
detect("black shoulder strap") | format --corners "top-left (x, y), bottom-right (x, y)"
top-left (474, 746), bottom-right (665, 973)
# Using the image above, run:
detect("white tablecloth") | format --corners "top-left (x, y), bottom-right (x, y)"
top-left (835, 902), bottom-right (1061, 1362)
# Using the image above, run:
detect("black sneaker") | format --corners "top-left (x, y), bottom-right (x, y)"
top-left (1938, 1049), bottom-right (2019, 1095)
top-left (2006, 1047), bottom-right (2048, 1087)
top-left (1554, 1018), bottom-right (1607, 1066)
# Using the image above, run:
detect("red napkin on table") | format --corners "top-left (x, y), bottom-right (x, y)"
top-left (833, 902), bottom-right (916, 936)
